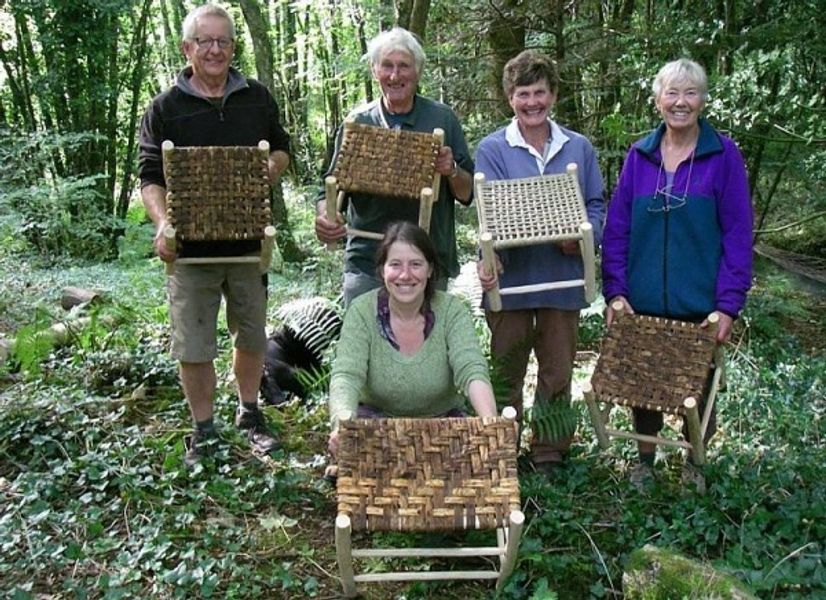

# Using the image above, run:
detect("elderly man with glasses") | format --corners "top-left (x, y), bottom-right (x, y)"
top-left (138, 3), bottom-right (291, 468)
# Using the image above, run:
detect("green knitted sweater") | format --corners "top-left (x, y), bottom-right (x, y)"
top-left (328, 289), bottom-right (491, 427)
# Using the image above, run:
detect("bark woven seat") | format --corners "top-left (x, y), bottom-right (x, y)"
top-left (475, 165), bottom-right (596, 311)
top-left (160, 140), bottom-right (275, 273)
top-left (583, 302), bottom-right (724, 465)
top-left (334, 410), bottom-right (524, 597)
top-left (325, 119), bottom-right (444, 242)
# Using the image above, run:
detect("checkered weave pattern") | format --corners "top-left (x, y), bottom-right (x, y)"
top-left (476, 173), bottom-right (587, 248)
top-left (332, 122), bottom-right (440, 200)
top-left (591, 314), bottom-right (717, 414)
top-left (163, 145), bottom-right (271, 242)
top-left (337, 416), bottom-right (520, 532)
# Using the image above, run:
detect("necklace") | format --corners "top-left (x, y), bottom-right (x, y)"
top-left (649, 150), bottom-right (694, 213)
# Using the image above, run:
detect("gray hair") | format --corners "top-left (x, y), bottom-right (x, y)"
top-left (365, 28), bottom-right (426, 75)
top-left (652, 58), bottom-right (708, 100)
top-left (182, 4), bottom-right (236, 41)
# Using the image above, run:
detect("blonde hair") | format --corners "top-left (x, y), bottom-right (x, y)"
top-left (652, 58), bottom-right (708, 100)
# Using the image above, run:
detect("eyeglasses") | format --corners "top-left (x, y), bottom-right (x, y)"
top-left (648, 151), bottom-right (694, 213)
top-left (648, 186), bottom-right (687, 213)
top-left (193, 37), bottom-right (233, 51)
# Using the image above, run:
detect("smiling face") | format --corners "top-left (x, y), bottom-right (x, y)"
top-left (381, 241), bottom-right (433, 308)
top-left (373, 49), bottom-right (419, 114)
top-left (182, 14), bottom-right (234, 88)
top-left (509, 78), bottom-right (556, 134)
top-left (655, 77), bottom-right (705, 133)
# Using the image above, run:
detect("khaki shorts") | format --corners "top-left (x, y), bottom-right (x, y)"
top-left (167, 263), bottom-right (267, 363)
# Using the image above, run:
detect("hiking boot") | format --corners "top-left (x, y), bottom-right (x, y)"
top-left (183, 429), bottom-right (217, 468)
top-left (629, 461), bottom-right (654, 493)
top-left (681, 461), bottom-right (707, 495)
top-left (235, 408), bottom-right (280, 454)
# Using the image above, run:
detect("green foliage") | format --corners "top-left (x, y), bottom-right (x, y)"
top-left (529, 393), bottom-right (578, 445)
top-left (0, 128), bottom-right (119, 260)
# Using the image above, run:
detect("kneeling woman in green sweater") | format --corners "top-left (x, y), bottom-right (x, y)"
top-left (327, 221), bottom-right (498, 458)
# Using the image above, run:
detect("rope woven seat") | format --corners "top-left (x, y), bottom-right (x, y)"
top-left (334, 409), bottom-right (524, 597)
top-left (475, 164), bottom-right (596, 311)
top-left (161, 140), bottom-right (276, 274)
top-left (583, 302), bottom-right (724, 465)
top-left (325, 119), bottom-right (444, 244)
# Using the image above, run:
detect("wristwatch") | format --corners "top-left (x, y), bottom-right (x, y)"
top-left (449, 160), bottom-right (460, 178)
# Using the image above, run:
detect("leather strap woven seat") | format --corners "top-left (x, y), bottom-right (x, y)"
top-left (325, 119), bottom-right (443, 243)
top-left (334, 409), bottom-right (524, 597)
top-left (160, 140), bottom-right (276, 274)
top-left (475, 164), bottom-right (596, 311)
top-left (583, 302), bottom-right (723, 465)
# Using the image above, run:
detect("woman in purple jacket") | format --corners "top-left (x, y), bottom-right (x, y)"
top-left (602, 58), bottom-right (753, 490)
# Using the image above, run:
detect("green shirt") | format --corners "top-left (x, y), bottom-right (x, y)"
top-left (328, 289), bottom-right (490, 427)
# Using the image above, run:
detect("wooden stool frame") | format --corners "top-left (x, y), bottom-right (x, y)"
top-left (161, 140), bottom-right (276, 274)
top-left (325, 119), bottom-right (444, 247)
top-left (583, 302), bottom-right (724, 465)
top-left (334, 407), bottom-right (524, 597)
top-left (475, 164), bottom-right (596, 311)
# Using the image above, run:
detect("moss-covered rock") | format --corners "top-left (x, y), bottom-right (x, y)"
top-left (623, 544), bottom-right (757, 600)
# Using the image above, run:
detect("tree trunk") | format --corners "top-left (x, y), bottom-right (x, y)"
top-left (408, 0), bottom-right (430, 40)
top-left (117, 0), bottom-right (153, 223)
top-left (236, 0), bottom-right (300, 261)
top-left (485, 0), bottom-right (526, 119)
top-left (237, 0), bottom-right (276, 96)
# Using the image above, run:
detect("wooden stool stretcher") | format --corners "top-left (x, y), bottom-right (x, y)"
top-left (583, 301), bottom-right (723, 465)
top-left (325, 119), bottom-right (443, 242)
top-left (475, 164), bottom-right (596, 311)
top-left (161, 140), bottom-right (276, 274)
top-left (334, 407), bottom-right (524, 597)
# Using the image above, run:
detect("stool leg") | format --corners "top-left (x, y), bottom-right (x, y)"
top-left (684, 397), bottom-right (705, 465)
top-left (580, 222), bottom-right (596, 304)
top-left (335, 514), bottom-right (357, 597)
top-left (582, 382), bottom-right (610, 449)
top-left (480, 232), bottom-right (502, 312)
top-left (496, 510), bottom-right (525, 591)
top-left (259, 225), bottom-right (276, 273)
top-left (418, 187), bottom-right (434, 233)
top-left (163, 226), bottom-right (177, 276)
top-left (324, 177), bottom-right (338, 251)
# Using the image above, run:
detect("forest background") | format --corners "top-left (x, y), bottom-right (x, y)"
top-left (0, 0), bottom-right (823, 599)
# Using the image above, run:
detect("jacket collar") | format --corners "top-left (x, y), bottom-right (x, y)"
top-left (636, 117), bottom-right (723, 162)
top-left (175, 65), bottom-right (248, 100)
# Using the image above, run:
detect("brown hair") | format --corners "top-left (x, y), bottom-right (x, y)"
top-left (502, 50), bottom-right (559, 98)
top-left (375, 221), bottom-right (440, 306)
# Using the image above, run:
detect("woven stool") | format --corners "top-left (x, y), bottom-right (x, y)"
top-left (582, 301), bottom-right (724, 465)
top-left (334, 407), bottom-right (524, 597)
top-left (325, 119), bottom-right (443, 246)
top-left (475, 164), bottom-right (596, 311)
top-left (161, 140), bottom-right (276, 274)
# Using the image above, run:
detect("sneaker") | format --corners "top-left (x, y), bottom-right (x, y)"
top-left (183, 429), bottom-right (217, 468)
top-left (235, 408), bottom-right (280, 454)
top-left (629, 461), bottom-right (654, 493)
top-left (681, 462), bottom-right (707, 495)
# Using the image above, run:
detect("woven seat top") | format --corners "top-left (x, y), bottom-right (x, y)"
top-left (591, 314), bottom-right (717, 414)
top-left (477, 173), bottom-right (588, 248)
top-left (333, 122), bottom-right (440, 200)
top-left (336, 416), bottom-right (520, 532)
top-left (163, 145), bottom-right (271, 242)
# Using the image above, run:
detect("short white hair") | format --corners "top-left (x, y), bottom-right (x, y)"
top-left (365, 28), bottom-right (425, 75)
top-left (652, 58), bottom-right (708, 100)
top-left (182, 3), bottom-right (236, 41)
